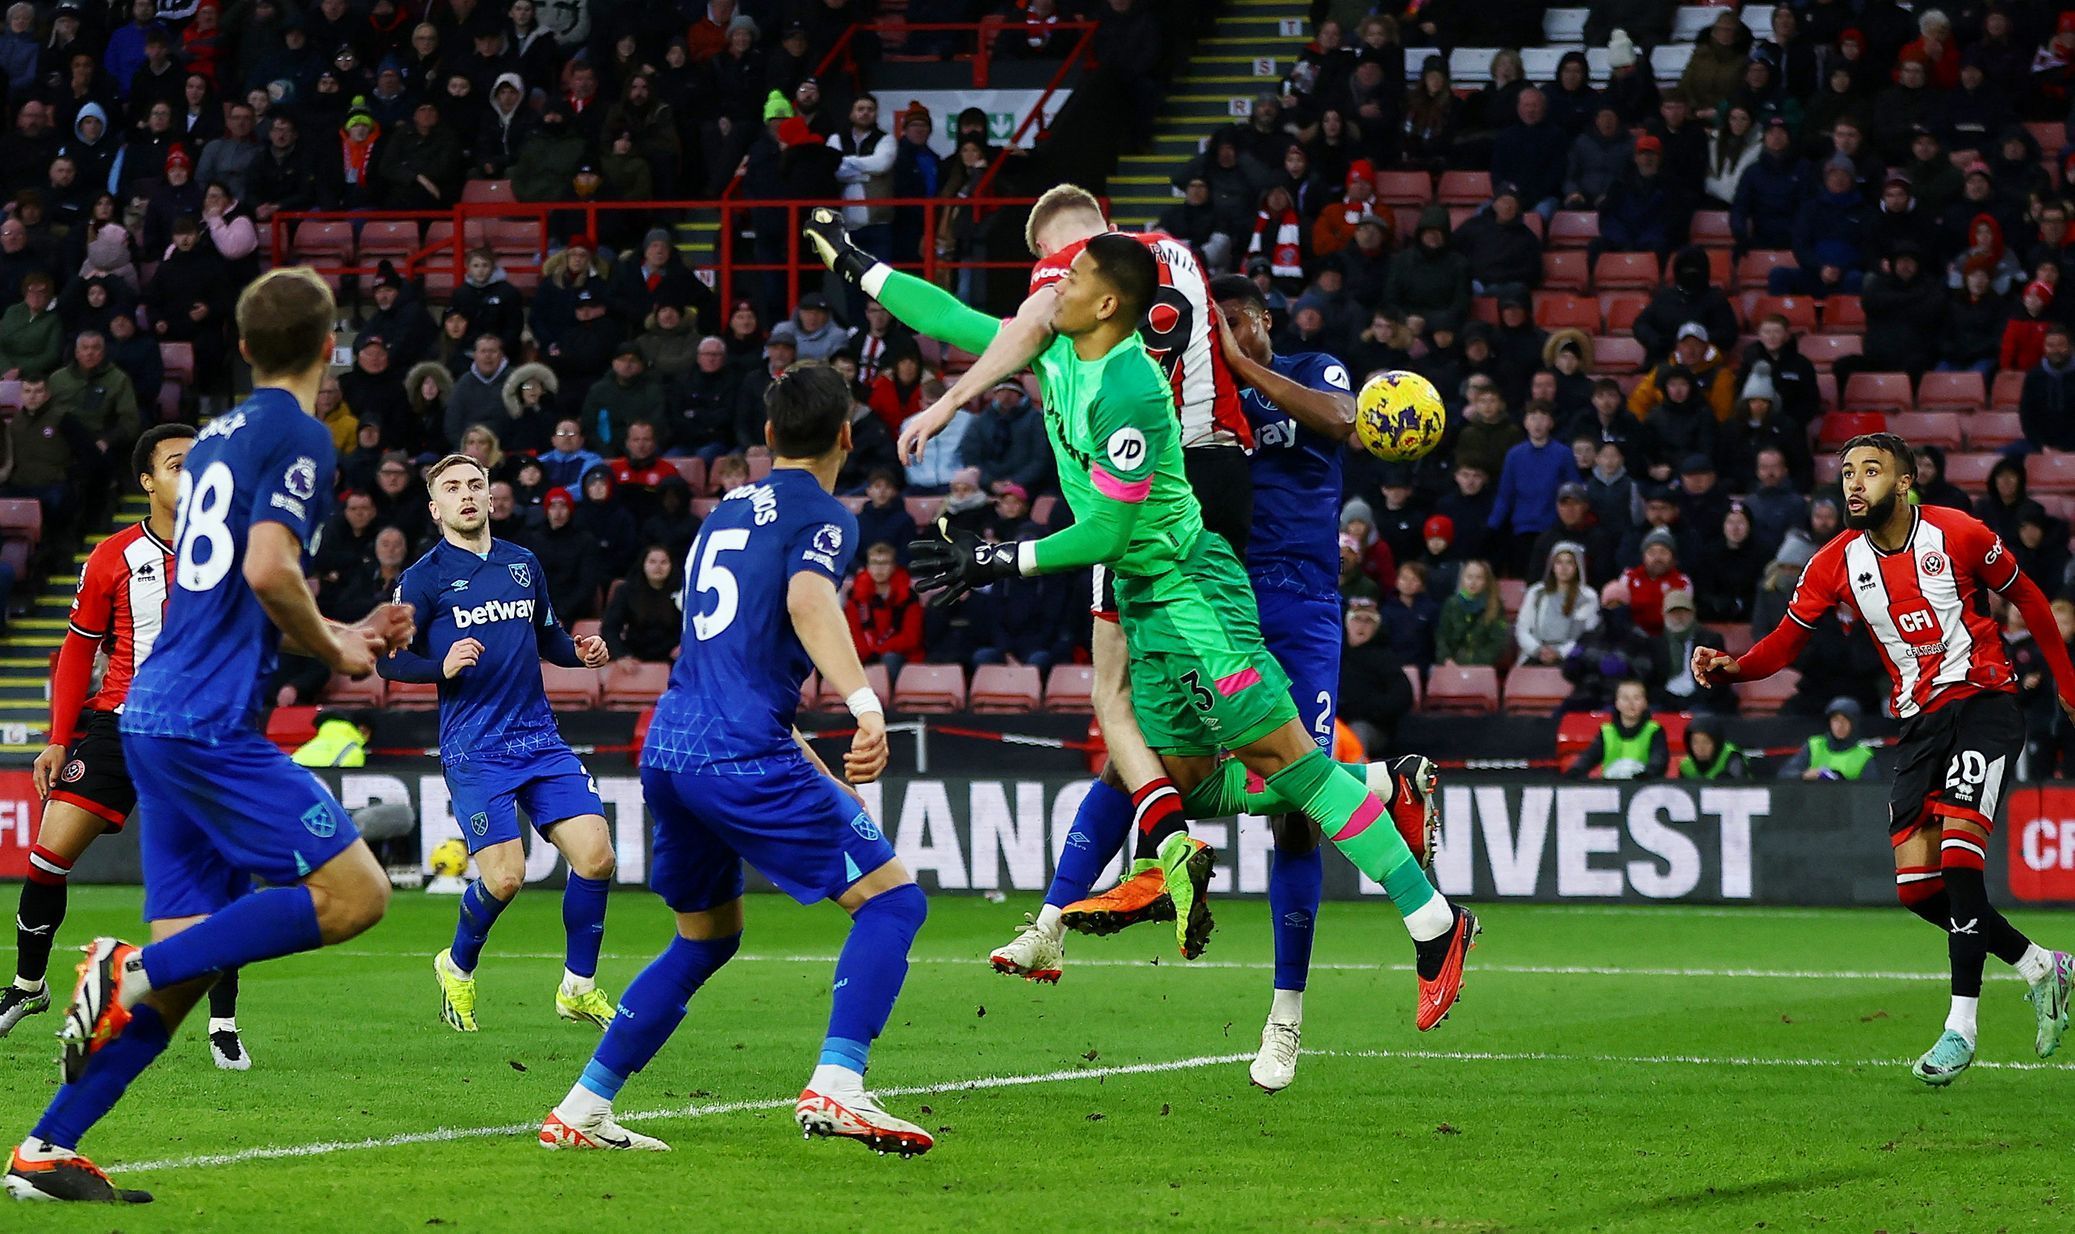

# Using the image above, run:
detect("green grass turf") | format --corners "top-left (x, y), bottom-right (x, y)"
top-left (1, 887), bottom-right (2071, 1232)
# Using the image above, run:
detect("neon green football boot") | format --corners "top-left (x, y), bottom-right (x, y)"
top-left (1158, 832), bottom-right (1216, 960)
top-left (433, 949), bottom-right (478, 1033)
top-left (556, 982), bottom-right (616, 1029)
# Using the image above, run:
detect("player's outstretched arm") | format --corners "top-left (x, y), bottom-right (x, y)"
top-left (378, 578), bottom-right (443, 681)
top-left (2003, 570), bottom-right (2075, 719)
top-left (1214, 312), bottom-right (1356, 442)
top-left (35, 628), bottom-right (98, 798)
top-left (247, 521), bottom-right (375, 677)
top-left (787, 570), bottom-right (888, 784)
top-left (892, 285), bottom-right (1058, 464)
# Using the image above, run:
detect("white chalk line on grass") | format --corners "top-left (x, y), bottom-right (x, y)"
top-left (332, 949), bottom-right (2018, 983)
top-left (116, 1046), bottom-right (2073, 1176)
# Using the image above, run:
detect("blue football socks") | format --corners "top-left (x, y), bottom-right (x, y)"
top-left (820, 883), bottom-right (926, 1073)
top-left (449, 880), bottom-right (510, 974)
top-left (582, 933), bottom-right (741, 1100)
top-left (561, 874), bottom-right (610, 979)
top-left (138, 887), bottom-right (322, 991)
top-left (1044, 780), bottom-right (1133, 910)
top-left (32, 1004), bottom-right (171, 1150)
top-left (1268, 846), bottom-right (1324, 993)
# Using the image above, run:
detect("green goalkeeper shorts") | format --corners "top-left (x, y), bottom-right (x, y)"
top-left (1114, 531), bottom-right (1298, 757)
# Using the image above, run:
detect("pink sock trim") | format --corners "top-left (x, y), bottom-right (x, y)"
top-left (1330, 795), bottom-right (1384, 843)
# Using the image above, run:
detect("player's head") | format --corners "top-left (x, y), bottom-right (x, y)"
top-left (235, 266), bottom-right (337, 384)
top-left (132, 422), bottom-right (194, 513)
top-left (1210, 273), bottom-right (1272, 366)
top-left (1838, 432), bottom-right (1915, 531)
top-left (763, 361), bottom-right (853, 464)
top-left (1050, 233), bottom-right (1157, 341)
top-left (426, 452), bottom-right (491, 535)
top-left (1025, 183), bottom-right (1108, 258)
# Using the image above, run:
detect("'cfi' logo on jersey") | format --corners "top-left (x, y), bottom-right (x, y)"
top-left (508, 562), bottom-right (532, 588)
top-left (1920, 551), bottom-right (1947, 577)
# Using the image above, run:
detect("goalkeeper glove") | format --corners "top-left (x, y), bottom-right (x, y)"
top-left (803, 207), bottom-right (876, 289)
top-left (908, 522), bottom-right (1022, 608)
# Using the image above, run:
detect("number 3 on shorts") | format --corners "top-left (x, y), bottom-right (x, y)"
top-left (1179, 669), bottom-right (1214, 712)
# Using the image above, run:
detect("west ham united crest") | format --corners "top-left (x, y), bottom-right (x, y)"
top-left (508, 562), bottom-right (532, 588)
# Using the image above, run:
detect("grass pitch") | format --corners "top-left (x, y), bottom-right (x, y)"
top-left (1, 886), bottom-right (2070, 1232)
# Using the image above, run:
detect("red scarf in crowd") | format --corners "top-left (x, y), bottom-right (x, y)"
top-left (1249, 206), bottom-right (1303, 279)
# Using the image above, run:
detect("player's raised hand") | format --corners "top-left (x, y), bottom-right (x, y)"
top-left (443, 637), bottom-right (485, 680)
top-left (802, 207), bottom-right (874, 288)
top-left (845, 711), bottom-right (888, 784)
top-left (1213, 304), bottom-right (1245, 369)
top-left (328, 626), bottom-right (379, 679)
top-left (1692, 647), bottom-right (1739, 686)
top-left (908, 520), bottom-right (1020, 607)
top-left (576, 634), bottom-right (609, 668)
top-left (896, 399), bottom-right (958, 466)
top-left (30, 742), bottom-right (64, 800)
top-left (361, 602), bottom-right (416, 654)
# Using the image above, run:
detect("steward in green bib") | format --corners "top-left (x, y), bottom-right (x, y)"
top-left (1676, 713), bottom-right (1750, 780)
top-left (1781, 696), bottom-right (1877, 780)
top-left (1564, 679), bottom-right (1668, 780)
top-left (290, 710), bottom-right (371, 768)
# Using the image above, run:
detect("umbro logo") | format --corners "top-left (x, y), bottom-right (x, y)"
top-left (449, 579), bottom-right (469, 592)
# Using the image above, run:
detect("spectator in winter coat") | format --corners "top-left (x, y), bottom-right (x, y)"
top-left (0, 271), bottom-right (58, 376)
top-left (962, 379), bottom-right (1051, 495)
top-left (1517, 541), bottom-right (1602, 664)
top-left (600, 547), bottom-right (684, 663)
top-left (1941, 262), bottom-right (2010, 373)
top-left (1742, 447), bottom-right (1807, 554)
top-left (1719, 372), bottom-right (1812, 491)
top-left (1454, 185), bottom-right (1542, 296)
top-left (492, 361), bottom-right (555, 457)
top-left (1735, 315), bottom-right (1820, 427)
top-left (449, 248), bottom-right (525, 358)
top-left (672, 336), bottom-right (740, 461)
top-left (1382, 206), bottom-right (1470, 332)
top-left (1449, 379), bottom-right (1523, 479)
top-left (866, 343), bottom-right (930, 435)
top-left (573, 466), bottom-right (642, 578)
top-left (1379, 561), bottom-right (1440, 668)
top-left (1595, 135), bottom-right (1691, 260)
top-left (1773, 155), bottom-right (1871, 295)
top-left (1309, 160), bottom-right (1384, 260)
top-left (1944, 211), bottom-right (2023, 295)
top-left (1619, 527), bottom-right (1693, 636)
top-left (1911, 445), bottom-right (1973, 513)
top-left (1488, 401), bottom-right (1574, 564)
top-left (1434, 560), bottom-right (1509, 667)
top-left (1530, 481), bottom-right (1620, 587)
top-left (1629, 325), bottom-right (1737, 425)
top-left (538, 418), bottom-right (606, 494)
top-left (1564, 106), bottom-right (1634, 208)
top-left (1729, 118), bottom-right (1808, 252)
top-left (1679, 9), bottom-right (1753, 117)
top-left (1639, 368), bottom-right (1717, 480)
top-left (1699, 501), bottom-right (1768, 624)
top-left (1339, 597), bottom-right (1415, 755)
top-left (1855, 243), bottom-right (1945, 378)
top-left (446, 333), bottom-right (511, 446)
top-left (1634, 247), bottom-right (1739, 364)
top-left (2019, 325), bottom-right (2075, 452)
top-left (855, 469), bottom-right (920, 565)
top-left (1488, 88), bottom-right (1568, 217)
top-left (844, 541), bottom-right (925, 680)
top-left (523, 488), bottom-right (602, 620)
top-left (2003, 280), bottom-right (2057, 373)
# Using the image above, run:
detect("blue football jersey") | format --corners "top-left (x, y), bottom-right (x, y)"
top-left (381, 537), bottom-right (580, 763)
top-left (1241, 351), bottom-right (1350, 594)
top-left (643, 469), bottom-right (858, 772)
top-left (124, 387), bottom-right (336, 743)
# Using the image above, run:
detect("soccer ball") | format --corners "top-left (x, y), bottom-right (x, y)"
top-left (429, 838), bottom-right (470, 878)
top-left (1353, 370), bottom-right (1446, 462)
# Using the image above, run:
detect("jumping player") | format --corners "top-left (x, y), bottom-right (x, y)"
top-left (378, 454), bottom-right (618, 1033)
top-left (1, 424), bottom-right (259, 1070)
top-left (815, 219), bottom-right (1476, 1031)
top-left (540, 363), bottom-right (931, 1156)
top-left (1695, 433), bottom-right (2075, 1085)
top-left (6, 268), bottom-right (411, 1203)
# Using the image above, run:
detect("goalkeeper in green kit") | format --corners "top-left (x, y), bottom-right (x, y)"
top-left (804, 210), bottom-right (1478, 1029)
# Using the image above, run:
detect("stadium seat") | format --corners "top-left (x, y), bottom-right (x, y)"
top-left (1992, 370), bottom-right (2025, 409)
top-left (1031, 495), bottom-right (1057, 524)
top-left (968, 664), bottom-right (1041, 713)
top-left (1965, 411), bottom-right (2024, 450)
top-left (601, 660), bottom-right (670, 710)
top-left (1799, 334), bottom-right (1861, 370)
top-left (1542, 250), bottom-right (1588, 290)
top-left (460, 179), bottom-right (516, 203)
top-left (838, 495), bottom-right (866, 514)
top-left (158, 341), bottom-right (194, 386)
top-left (892, 663), bottom-right (966, 713)
top-left (1546, 211), bottom-right (1599, 249)
top-left (1600, 291), bottom-right (1648, 335)
top-left (1436, 170), bottom-right (1490, 205)
top-left (1718, 627), bottom-right (1756, 656)
top-left (1735, 250), bottom-right (1794, 289)
top-left (1816, 411), bottom-right (1887, 447)
top-left (1650, 43), bottom-right (1695, 80)
top-left (1043, 664), bottom-right (1095, 713)
top-left (1689, 210), bottom-right (1732, 247)
top-left (2026, 451), bottom-right (2075, 493)
top-left (1915, 371), bottom-right (1987, 413)
top-left (1813, 454), bottom-right (1841, 484)
top-left (2028, 119), bottom-right (2066, 158)
top-left (1374, 170), bottom-right (1433, 205)
top-left (541, 664), bottom-right (602, 708)
top-left (1422, 665), bottom-right (1499, 714)
top-left (1815, 372), bottom-right (1837, 411)
top-left (383, 679), bottom-right (439, 710)
top-left (691, 498), bottom-right (719, 518)
top-left (487, 218), bottom-right (542, 260)
top-left (1542, 7), bottom-right (1588, 41)
top-left (1670, 5), bottom-right (1719, 41)
top-left (1533, 293), bottom-right (1600, 331)
top-left (356, 220), bottom-right (420, 260)
top-left (1402, 665), bottom-right (1422, 707)
top-left (1735, 669), bottom-right (1800, 716)
top-left (1886, 411), bottom-right (1962, 449)
top-left (1748, 295), bottom-right (1816, 332)
top-left (1592, 251), bottom-right (1660, 290)
top-left (1590, 336), bottom-right (1646, 372)
top-left (1498, 577), bottom-right (1526, 617)
top-left (1470, 296), bottom-right (1500, 325)
top-left (569, 619), bottom-right (602, 642)
top-left (319, 673), bottom-right (384, 706)
top-left (1501, 665), bottom-right (1569, 715)
top-left (1842, 372), bottom-right (1913, 411)
top-left (290, 220), bottom-right (353, 262)
top-left (814, 663), bottom-right (890, 711)
top-left (1705, 248), bottom-right (1732, 288)
top-left (905, 496), bottom-right (943, 524)
top-left (0, 500), bottom-right (43, 551)
top-left (1821, 295), bottom-right (1864, 333)
top-left (1942, 452), bottom-right (2000, 487)
top-left (0, 379), bottom-right (18, 407)
top-left (264, 705), bottom-right (320, 753)
top-left (669, 456), bottom-right (706, 492)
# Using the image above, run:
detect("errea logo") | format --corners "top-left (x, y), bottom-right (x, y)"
top-left (453, 598), bottom-right (535, 628)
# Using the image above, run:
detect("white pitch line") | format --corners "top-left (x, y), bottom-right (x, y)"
top-left (115, 1046), bottom-right (2074, 1176)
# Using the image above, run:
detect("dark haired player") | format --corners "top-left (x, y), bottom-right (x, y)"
top-left (541, 364), bottom-right (932, 1156)
top-left (6, 268), bottom-right (413, 1203)
top-left (810, 217), bottom-right (1477, 1035)
top-left (1697, 433), bottom-right (2075, 1085)
top-left (380, 453), bottom-right (618, 1034)
top-left (0, 425), bottom-right (262, 1070)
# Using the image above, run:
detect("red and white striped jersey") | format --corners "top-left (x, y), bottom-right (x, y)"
top-left (1785, 504), bottom-right (2018, 718)
top-left (1029, 231), bottom-right (1251, 449)
top-left (66, 522), bottom-right (174, 712)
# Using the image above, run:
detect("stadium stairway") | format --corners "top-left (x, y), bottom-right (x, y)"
top-left (1109, 0), bottom-right (1313, 228)
top-left (0, 492), bottom-right (147, 749)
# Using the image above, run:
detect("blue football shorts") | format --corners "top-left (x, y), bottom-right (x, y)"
top-left (1253, 582), bottom-right (1343, 753)
top-left (642, 755), bottom-right (895, 912)
top-left (445, 744), bottom-right (604, 854)
top-left (124, 729), bottom-right (358, 921)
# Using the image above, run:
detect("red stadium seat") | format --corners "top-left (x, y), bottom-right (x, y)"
top-left (265, 705), bottom-right (319, 753)
top-left (0, 499), bottom-right (43, 550)
top-left (1542, 250), bottom-right (1588, 290)
top-left (1422, 665), bottom-right (1499, 714)
top-left (2026, 451), bottom-right (2075, 493)
top-left (1043, 664), bottom-right (1095, 713)
top-left (1718, 627), bottom-right (1756, 656)
top-left (158, 341), bottom-right (194, 386)
top-left (1402, 665), bottom-right (1423, 707)
top-left (1842, 372), bottom-right (1913, 411)
top-left (1436, 170), bottom-right (1491, 205)
top-left (1546, 210), bottom-right (1599, 249)
top-left (1470, 295), bottom-right (1500, 325)
top-left (601, 660), bottom-right (671, 710)
top-left (1734, 668), bottom-right (1800, 716)
top-left (892, 663), bottom-right (966, 713)
top-left (1941, 452), bottom-right (2000, 487)
top-left (904, 496), bottom-right (943, 525)
top-left (968, 664), bottom-right (1041, 713)
top-left (1689, 210), bottom-right (1732, 247)
top-left (319, 673), bottom-right (384, 706)
top-left (1735, 250), bottom-right (1793, 289)
top-left (1533, 293), bottom-right (1600, 331)
top-left (290, 220), bottom-right (353, 261)
top-left (1965, 411), bottom-right (2024, 450)
top-left (1992, 370), bottom-right (2025, 409)
top-left (815, 664), bottom-right (890, 711)
top-left (569, 619), bottom-right (602, 642)
top-left (669, 456), bottom-right (706, 493)
top-left (1600, 291), bottom-right (1648, 335)
top-left (541, 664), bottom-right (602, 708)
top-left (356, 220), bottom-right (420, 259)
top-left (1816, 410), bottom-right (1887, 446)
top-left (1886, 411), bottom-right (1963, 449)
top-left (1748, 295), bottom-right (1817, 332)
top-left (460, 179), bottom-right (516, 203)
top-left (691, 498), bottom-right (719, 518)
top-left (1799, 334), bottom-right (1862, 371)
top-left (1498, 577), bottom-right (1526, 617)
top-left (1374, 170), bottom-right (1433, 205)
top-left (1501, 665), bottom-right (1569, 715)
top-left (1592, 251), bottom-right (1660, 290)
top-left (1916, 371), bottom-right (1987, 413)
top-left (1590, 336), bottom-right (1646, 372)
top-left (1815, 372), bottom-right (1837, 411)
top-left (383, 679), bottom-right (439, 710)
top-left (1821, 295), bottom-right (1865, 333)
top-left (2028, 120), bottom-right (2066, 158)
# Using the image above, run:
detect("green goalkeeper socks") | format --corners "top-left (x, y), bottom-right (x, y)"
top-left (1263, 751), bottom-right (1440, 922)
top-left (1179, 758), bottom-right (1377, 820)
